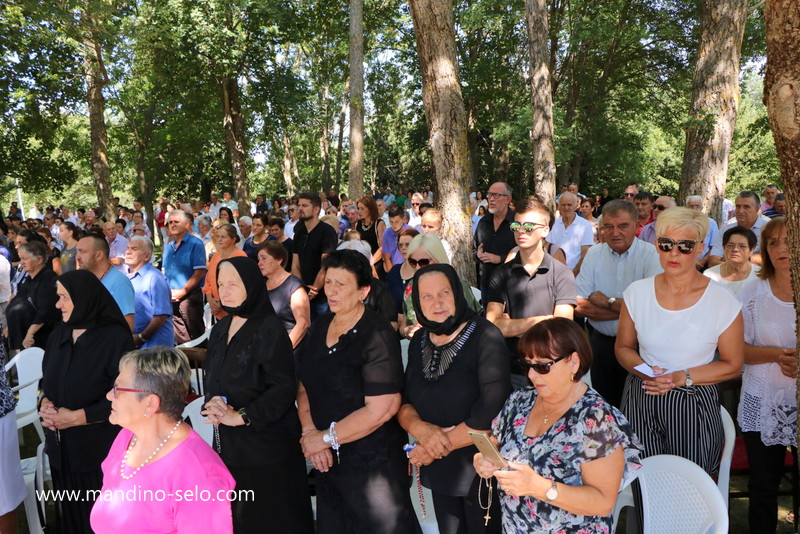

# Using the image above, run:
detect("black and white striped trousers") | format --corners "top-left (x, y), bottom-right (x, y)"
top-left (621, 374), bottom-right (723, 475)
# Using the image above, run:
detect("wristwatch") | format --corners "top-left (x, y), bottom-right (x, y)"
top-left (607, 297), bottom-right (617, 310)
top-left (322, 431), bottom-right (332, 444)
top-left (545, 479), bottom-right (559, 503)
top-left (684, 369), bottom-right (694, 388)
top-left (237, 408), bottom-right (251, 426)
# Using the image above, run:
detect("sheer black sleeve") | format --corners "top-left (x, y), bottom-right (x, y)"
top-left (361, 319), bottom-right (404, 397)
top-left (464, 320), bottom-right (511, 430)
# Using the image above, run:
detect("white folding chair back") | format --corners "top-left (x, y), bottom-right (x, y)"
top-left (5, 347), bottom-right (45, 443)
top-left (717, 405), bottom-right (735, 509)
top-left (176, 328), bottom-right (210, 349)
top-left (182, 397), bottom-right (213, 446)
top-left (638, 454), bottom-right (729, 534)
top-left (470, 286), bottom-right (481, 306)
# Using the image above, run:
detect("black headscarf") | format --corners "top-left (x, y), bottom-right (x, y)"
top-left (57, 270), bottom-right (130, 331)
top-left (217, 256), bottom-right (276, 318)
top-left (411, 264), bottom-right (476, 335)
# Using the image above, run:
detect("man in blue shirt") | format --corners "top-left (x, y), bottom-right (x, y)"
top-left (75, 234), bottom-right (135, 331)
top-left (125, 236), bottom-right (174, 348)
top-left (163, 209), bottom-right (207, 344)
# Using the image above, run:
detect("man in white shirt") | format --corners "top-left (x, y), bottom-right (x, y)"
top-left (104, 221), bottom-right (129, 272)
top-left (284, 202), bottom-right (300, 238)
top-left (708, 190), bottom-right (770, 267)
top-left (546, 192), bottom-right (594, 275)
top-left (575, 200), bottom-right (662, 407)
top-left (407, 192), bottom-right (424, 228)
top-left (207, 193), bottom-right (222, 220)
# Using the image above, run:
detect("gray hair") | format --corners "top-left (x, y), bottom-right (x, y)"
top-left (130, 235), bottom-right (154, 257)
top-left (197, 215), bottom-right (211, 228)
top-left (238, 216), bottom-right (252, 226)
top-left (120, 347), bottom-right (191, 422)
top-left (602, 199), bottom-right (638, 221)
top-left (685, 195), bottom-right (703, 205)
top-left (168, 209), bottom-right (190, 223)
top-left (337, 240), bottom-right (372, 262)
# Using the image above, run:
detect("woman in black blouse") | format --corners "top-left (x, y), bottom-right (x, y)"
top-left (398, 264), bottom-right (511, 534)
top-left (202, 257), bottom-right (313, 534)
top-left (6, 239), bottom-right (59, 352)
top-left (297, 250), bottom-right (421, 534)
top-left (38, 270), bottom-right (135, 533)
top-left (257, 240), bottom-right (309, 348)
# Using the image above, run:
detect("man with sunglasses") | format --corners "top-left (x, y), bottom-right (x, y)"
top-left (284, 202), bottom-right (300, 238)
top-left (474, 182), bottom-right (518, 304)
top-left (638, 196), bottom-right (676, 244)
top-left (575, 200), bottom-right (662, 408)
top-left (406, 192), bottom-right (424, 227)
top-left (486, 197), bottom-right (576, 389)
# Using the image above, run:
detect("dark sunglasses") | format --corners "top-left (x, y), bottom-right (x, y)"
top-left (408, 257), bottom-right (432, 268)
top-left (624, 193), bottom-right (636, 197)
top-left (656, 237), bottom-right (698, 254)
top-left (519, 354), bottom-right (570, 374)
top-left (653, 204), bottom-right (668, 211)
top-left (510, 221), bottom-right (546, 233)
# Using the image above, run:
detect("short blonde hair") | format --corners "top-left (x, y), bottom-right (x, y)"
top-left (421, 209), bottom-right (442, 225)
top-left (655, 206), bottom-right (709, 242)
top-left (406, 233), bottom-right (449, 264)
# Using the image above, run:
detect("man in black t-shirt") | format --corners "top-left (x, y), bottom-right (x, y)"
top-left (474, 182), bottom-right (517, 304)
top-left (291, 191), bottom-right (338, 320)
top-left (485, 197), bottom-right (577, 388)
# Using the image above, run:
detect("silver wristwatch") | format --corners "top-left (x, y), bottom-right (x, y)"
top-left (545, 479), bottom-right (558, 502)
top-left (684, 369), bottom-right (694, 388)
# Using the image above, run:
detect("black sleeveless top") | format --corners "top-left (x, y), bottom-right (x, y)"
top-left (267, 274), bottom-right (304, 333)
top-left (356, 220), bottom-right (380, 254)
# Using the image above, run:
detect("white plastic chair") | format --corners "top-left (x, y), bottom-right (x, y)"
top-left (637, 454), bottom-right (729, 533)
top-left (5, 347), bottom-right (45, 443)
top-left (470, 286), bottom-right (481, 306)
top-left (182, 397), bottom-right (213, 446)
top-left (717, 405), bottom-right (736, 509)
top-left (400, 338), bottom-right (410, 370)
top-left (19, 442), bottom-right (51, 534)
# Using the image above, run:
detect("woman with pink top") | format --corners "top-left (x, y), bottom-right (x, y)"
top-left (91, 347), bottom-right (235, 534)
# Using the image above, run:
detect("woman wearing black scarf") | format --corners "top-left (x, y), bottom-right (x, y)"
top-left (202, 257), bottom-right (313, 534)
top-left (38, 270), bottom-right (135, 534)
top-left (398, 264), bottom-right (512, 534)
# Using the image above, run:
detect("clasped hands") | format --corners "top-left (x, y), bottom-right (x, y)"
top-left (300, 428), bottom-right (334, 473)
top-left (201, 396), bottom-right (245, 427)
top-left (641, 366), bottom-right (683, 396)
top-left (38, 397), bottom-right (85, 431)
top-left (473, 454), bottom-right (548, 498)
top-left (407, 422), bottom-right (455, 467)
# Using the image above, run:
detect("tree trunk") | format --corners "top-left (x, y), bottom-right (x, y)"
top-left (136, 101), bottom-right (157, 237)
top-left (319, 84), bottom-right (332, 193)
top-left (678, 0), bottom-right (747, 221)
top-left (220, 76), bottom-right (251, 217)
top-left (282, 133), bottom-right (296, 197)
top-left (409, 0), bottom-right (475, 286)
top-left (83, 31), bottom-right (114, 219)
top-left (348, 0), bottom-right (365, 202)
top-left (335, 81), bottom-right (349, 191)
top-left (764, 0), bottom-right (800, 446)
top-left (525, 0), bottom-right (557, 209)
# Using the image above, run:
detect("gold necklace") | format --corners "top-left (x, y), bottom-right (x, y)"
top-left (540, 382), bottom-right (585, 426)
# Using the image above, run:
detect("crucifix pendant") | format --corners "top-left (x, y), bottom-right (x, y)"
top-left (484, 512), bottom-right (491, 526)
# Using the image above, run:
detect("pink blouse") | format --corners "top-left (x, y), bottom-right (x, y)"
top-left (91, 428), bottom-right (235, 534)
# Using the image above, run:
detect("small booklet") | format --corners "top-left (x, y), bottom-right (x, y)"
top-left (634, 363), bottom-right (677, 378)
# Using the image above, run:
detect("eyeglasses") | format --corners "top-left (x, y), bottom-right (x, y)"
top-left (724, 243), bottom-right (750, 251)
top-left (519, 354), bottom-right (570, 375)
top-left (624, 193), bottom-right (636, 197)
top-left (112, 385), bottom-right (149, 398)
top-left (167, 220), bottom-right (182, 225)
top-left (411, 203), bottom-right (421, 207)
top-left (408, 257), bottom-right (432, 268)
top-left (510, 222), bottom-right (546, 233)
top-left (654, 204), bottom-right (668, 211)
top-left (488, 192), bottom-right (509, 199)
top-left (656, 237), bottom-right (698, 254)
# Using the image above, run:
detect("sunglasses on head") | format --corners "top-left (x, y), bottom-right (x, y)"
top-left (519, 354), bottom-right (570, 374)
top-left (408, 257), bottom-right (432, 268)
top-left (657, 237), bottom-right (698, 254)
top-left (510, 221), bottom-right (546, 233)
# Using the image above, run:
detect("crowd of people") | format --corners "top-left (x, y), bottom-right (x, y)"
top-left (0, 180), bottom-right (793, 534)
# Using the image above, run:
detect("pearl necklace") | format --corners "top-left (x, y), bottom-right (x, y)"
top-left (120, 420), bottom-right (182, 480)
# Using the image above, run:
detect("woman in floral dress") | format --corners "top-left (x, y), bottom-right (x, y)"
top-left (474, 318), bottom-right (642, 533)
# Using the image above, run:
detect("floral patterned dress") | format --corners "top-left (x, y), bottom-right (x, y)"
top-left (492, 387), bottom-right (642, 533)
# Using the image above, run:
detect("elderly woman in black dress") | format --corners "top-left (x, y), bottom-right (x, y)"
top-left (38, 270), bottom-right (135, 533)
top-left (398, 264), bottom-right (511, 534)
top-left (201, 257), bottom-right (313, 534)
top-left (297, 250), bottom-right (420, 534)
